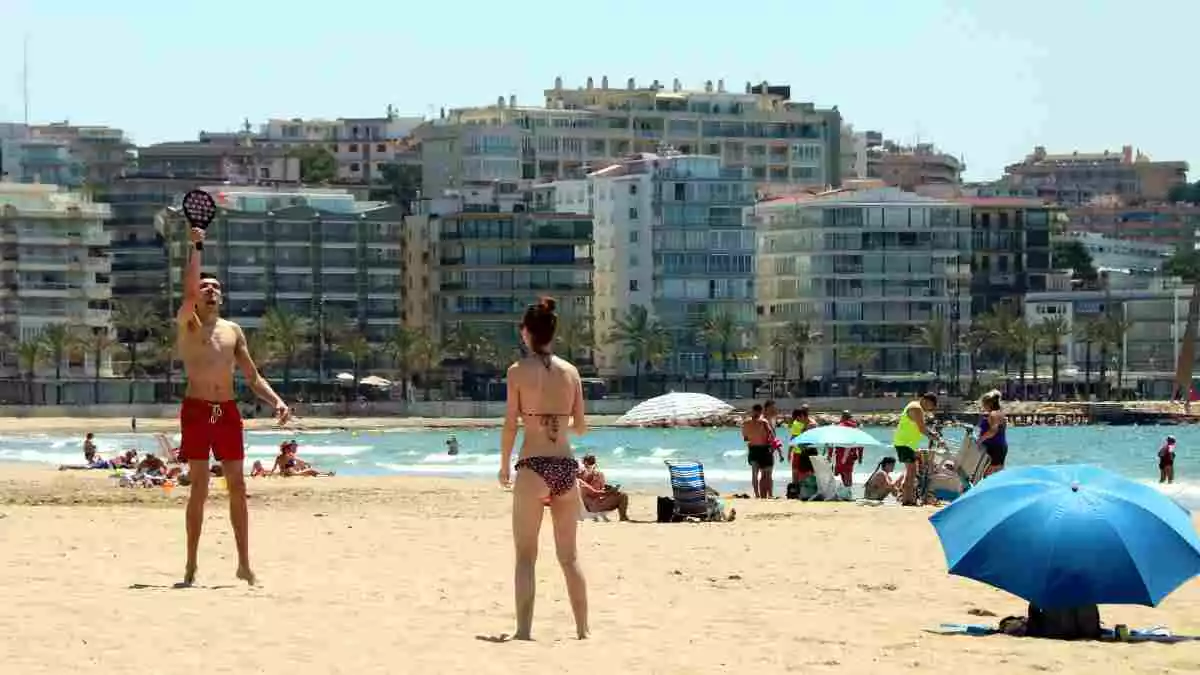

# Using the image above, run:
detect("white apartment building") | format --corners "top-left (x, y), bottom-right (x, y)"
top-left (543, 153), bottom-right (759, 383)
top-left (1060, 230), bottom-right (1172, 272)
top-left (752, 186), bottom-right (972, 382)
top-left (840, 124), bottom-right (869, 181)
top-left (418, 76), bottom-right (841, 197)
top-left (0, 182), bottom-right (115, 378)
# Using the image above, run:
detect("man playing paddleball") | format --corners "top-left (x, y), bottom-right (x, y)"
top-left (177, 226), bottom-right (290, 586)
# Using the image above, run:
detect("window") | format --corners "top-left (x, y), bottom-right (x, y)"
top-left (350, 162), bottom-right (361, 172)
top-left (259, 167), bottom-right (270, 178)
top-left (629, 253), bottom-right (639, 267)
top-left (629, 280), bottom-right (639, 292)
top-left (376, 144), bottom-right (386, 152)
top-left (629, 184), bottom-right (638, 195)
top-left (629, 230), bottom-right (639, 243)
top-left (629, 207), bottom-right (638, 220)
top-left (349, 143), bottom-right (359, 152)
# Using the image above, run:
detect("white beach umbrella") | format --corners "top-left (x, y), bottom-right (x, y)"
top-left (360, 375), bottom-right (392, 388)
top-left (335, 372), bottom-right (355, 383)
top-left (615, 392), bottom-right (734, 426)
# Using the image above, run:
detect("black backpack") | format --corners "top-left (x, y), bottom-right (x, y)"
top-left (657, 496), bottom-right (677, 523)
top-left (1025, 603), bottom-right (1101, 640)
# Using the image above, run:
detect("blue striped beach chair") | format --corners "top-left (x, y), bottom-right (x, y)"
top-left (665, 460), bottom-right (715, 521)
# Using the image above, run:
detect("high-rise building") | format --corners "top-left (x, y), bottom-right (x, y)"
top-left (426, 180), bottom-right (594, 356)
top-left (417, 77), bottom-right (841, 197)
top-left (542, 153), bottom-right (759, 383)
top-left (0, 183), bottom-right (115, 392)
top-left (28, 123), bottom-right (135, 186)
top-left (257, 113), bottom-right (423, 184)
top-left (957, 197), bottom-right (1062, 316)
top-left (868, 141), bottom-right (963, 191)
top-left (164, 186), bottom-right (405, 382)
top-left (752, 186), bottom-right (972, 384)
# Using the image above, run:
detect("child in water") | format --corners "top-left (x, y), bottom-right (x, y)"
top-left (1158, 436), bottom-right (1176, 484)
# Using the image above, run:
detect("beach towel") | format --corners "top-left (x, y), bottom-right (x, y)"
top-left (927, 623), bottom-right (1197, 643)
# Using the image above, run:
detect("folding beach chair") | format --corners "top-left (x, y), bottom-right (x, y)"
top-left (664, 460), bottom-right (719, 521)
top-left (577, 487), bottom-right (611, 522)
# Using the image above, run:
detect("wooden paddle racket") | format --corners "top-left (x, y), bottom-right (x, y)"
top-left (180, 190), bottom-right (217, 250)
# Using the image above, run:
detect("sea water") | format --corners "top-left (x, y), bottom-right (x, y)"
top-left (3, 425), bottom-right (1198, 508)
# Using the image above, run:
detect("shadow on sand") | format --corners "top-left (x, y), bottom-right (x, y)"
top-left (129, 582), bottom-right (237, 591)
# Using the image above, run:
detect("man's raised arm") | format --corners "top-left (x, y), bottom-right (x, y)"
top-left (176, 228), bottom-right (204, 328)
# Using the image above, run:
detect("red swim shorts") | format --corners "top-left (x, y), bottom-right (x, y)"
top-left (179, 398), bottom-right (245, 462)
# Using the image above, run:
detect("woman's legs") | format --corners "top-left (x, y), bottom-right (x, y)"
top-left (511, 468), bottom-right (545, 640)
top-left (549, 484), bottom-right (589, 639)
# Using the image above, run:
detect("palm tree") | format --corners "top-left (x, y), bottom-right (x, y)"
top-left (262, 307), bottom-right (310, 395)
top-left (698, 311), bottom-right (742, 388)
top-left (78, 328), bottom-right (118, 405)
top-left (1038, 315), bottom-right (1071, 400)
top-left (777, 320), bottom-right (820, 393)
top-left (112, 300), bottom-right (159, 404)
top-left (912, 316), bottom-right (950, 384)
top-left (40, 323), bottom-right (79, 405)
top-left (608, 305), bottom-right (659, 396)
top-left (16, 338), bottom-right (47, 404)
top-left (410, 333), bottom-right (443, 399)
top-left (245, 328), bottom-right (274, 366)
top-left (1104, 312), bottom-right (1134, 400)
top-left (1074, 317), bottom-right (1104, 397)
top-left (555, 313), bottom-right (595, 364)
top-left (152, 328), bottom-right (178, 399)
top-left (841, 344), bottom-right (878, 395)
top-left (335, 329), bottom-right (373, 385)
top-left (1006, 321), bottom-right (1034, 399)
top-left (445, 322), bottom-right (498, 396)
top-left (384, 326), bottom-right (425, 396)
top-left (959, 321), bottom-right (992, 398)
top-left (644, 324), bottom-right (672, 394)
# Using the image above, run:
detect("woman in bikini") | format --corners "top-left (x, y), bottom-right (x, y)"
top-left (498, 296), bottom-right (589, 641)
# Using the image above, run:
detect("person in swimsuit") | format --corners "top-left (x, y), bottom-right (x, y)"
top-left (977, 390), bottom-right (1008, 477)
top-left (741, 404), bottom-right (773, 498)
top-left (499, 296), bottom-right (589, 641)
top-left (176, 225), bottom-right (290, 587)
top-left (863, 457), bottom-right (900, 501)
top-left (1159, 435), bottom-right (1176, 484)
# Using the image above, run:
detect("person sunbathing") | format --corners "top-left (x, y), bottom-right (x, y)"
top-left (271, 441), bottom-right (334, 477)
top-left (577, 454), bottom-right (629, 521)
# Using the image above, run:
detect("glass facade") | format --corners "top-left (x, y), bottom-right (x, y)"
top-left (754, 189), bottom-right (972, 378)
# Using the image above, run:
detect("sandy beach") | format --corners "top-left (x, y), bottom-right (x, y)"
top-left (0, 466), bottom-right (1197, 674)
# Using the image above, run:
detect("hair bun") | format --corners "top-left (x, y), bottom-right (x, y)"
top-left (538, 296), bottom-right (557, 313)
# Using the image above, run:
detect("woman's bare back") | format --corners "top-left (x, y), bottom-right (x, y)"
top-left (509, 354), bottom-right (586, 458)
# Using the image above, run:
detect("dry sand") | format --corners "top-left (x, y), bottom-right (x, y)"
top-left (0, 465), bottom-right (1197, 675)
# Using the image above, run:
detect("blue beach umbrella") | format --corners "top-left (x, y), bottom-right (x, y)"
top-left (791, 425), bottom-right (882, 448)
top-left (930, 465), bottom-right (1200, 609)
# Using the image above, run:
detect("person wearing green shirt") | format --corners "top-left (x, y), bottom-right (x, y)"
top-left (892, 392), bottom-right (939, 506)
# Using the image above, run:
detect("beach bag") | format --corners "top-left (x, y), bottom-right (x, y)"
top-left (1026, 603), bottom-right (1101, 640)
top-left (657, 496), bottom-right (676, 523)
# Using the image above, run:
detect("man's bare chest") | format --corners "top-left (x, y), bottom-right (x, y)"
top-left (180, 326), bottom-right (237, 365)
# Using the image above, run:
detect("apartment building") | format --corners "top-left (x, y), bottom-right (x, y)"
top-left (752, 186), bottom-right (972, 382)
top-left (999, 145), bottom-right (1188, 205)
top-left (1066, 203), bottom-right (1200, 249)
top-left (1061, 230), bottom-right (1172, 272)
top-left (427, 181), bottom-right (593, 355)
top-left (29, 123), bottom-right (135, 186)
top-left (958, 197), bottom-right (1062, 315)
top-left (164, 186), bottom-right (405, 379)
top-left (418, 76), bottom-right (841, 196)
top-left (542, 153), bottom-right (758, 382)
top-left (256, 112), bottom-right (424, 183)
top-left (868, 141), bottom-right (963, 190)
top-left (0, 183), bottom-right (115, 388)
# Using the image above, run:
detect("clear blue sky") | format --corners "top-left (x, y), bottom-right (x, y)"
top-left (1, 0), bottom-right (1194, 181)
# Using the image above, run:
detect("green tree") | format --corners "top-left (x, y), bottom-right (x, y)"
top-left (913, 316), bottom-right (950, 384)
top-left (446, 323), bottom-right (496, 396)
top-left (112, 300), bottom-right (159, 404)
top-left (608, 305), bottom-right (668, 396)
top-left (959, 321), bottom-right (993, 398)
top-left (370, 162), bottom-right (421, 213)
top-left (1038, 315), bottom-right (1071, 400)
top-left (384, 326), bottom-right (426, 394)
top-left (841, 344), bottom-right (878, 395)
top-left (336, 329), bottom-right (373, 386)
top-left (1167, 181), bottom-right (1200, 204)
top-left (554, 313), bottom-right (594, 364)
top-left (773, 320), bottom-right (821, 391)
top-left (40, 323), bottom-right (79, 405)
top-left (78, 328), bottom-right (118, 405)
top-left (1052, 239), bottom-right (1099, 286)
top-left (698, 312), bottom-right (742, 387)
top-left (1103, 312), bottom-right (1134, 399)
top-left (152, 328), bottom-right (178, 399)
top-left (16, 338), bottom-right (48, 404)
top-left (1074, 317), bottom-right (1105, 397)
top-left (262, 307), bottom-right (310, 395)
top-left (1165, 249), bottom-right (1200, 283)
top-left (290, 146), bottom-right (337, 184)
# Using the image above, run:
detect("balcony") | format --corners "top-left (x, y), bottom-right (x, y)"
top-left (439, 256), bottom-right (595, 267)
top-left (439, 282), bottom-right (594, 293)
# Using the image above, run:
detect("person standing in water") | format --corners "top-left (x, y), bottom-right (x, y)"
top-left (176, 226), bottom-right (290, 586)
top-left (1159, 436), bottom-right (1177, 484)
top-left (499, 297), bottom-right (589, 640)
top-left (977, 390), bottom-right (1008, 477)
top-left (892, 392), bottom-right (939, 506)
